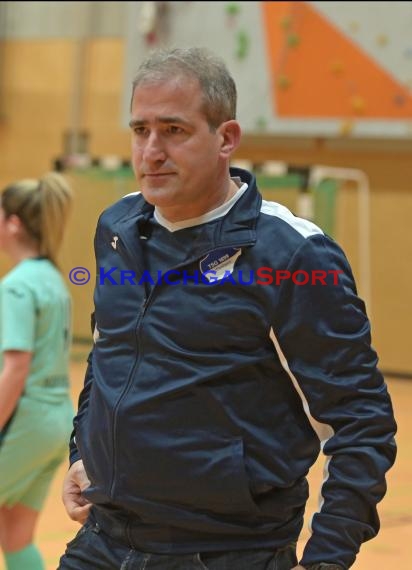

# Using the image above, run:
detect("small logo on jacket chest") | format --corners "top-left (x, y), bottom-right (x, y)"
top-left (200, 247), bottom-right (242, 281)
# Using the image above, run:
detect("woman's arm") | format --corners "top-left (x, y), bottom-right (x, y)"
top-left (0, 350), bottom-right (32, 429)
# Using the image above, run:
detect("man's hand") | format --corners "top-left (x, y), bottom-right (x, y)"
top-left (62, 459), bottom-right (92, 524)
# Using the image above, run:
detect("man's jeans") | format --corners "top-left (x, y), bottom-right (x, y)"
top-left (58, 519), bottom-right (298, 570)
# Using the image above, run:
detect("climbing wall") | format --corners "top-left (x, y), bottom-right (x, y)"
top-left (123, 1), bottom-right (412, 138)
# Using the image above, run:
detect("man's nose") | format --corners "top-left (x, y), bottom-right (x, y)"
top-left (142, 132), bottom-right (167, 164)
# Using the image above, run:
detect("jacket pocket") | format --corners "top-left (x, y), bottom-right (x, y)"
top-left (117, 431), bottom-right (259, 516)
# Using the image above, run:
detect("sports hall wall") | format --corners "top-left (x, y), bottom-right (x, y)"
top-left (0, 2), bottom-right (411, 377)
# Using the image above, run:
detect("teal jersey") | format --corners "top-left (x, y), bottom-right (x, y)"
top-left (0, 258), bottom-right (71, 403)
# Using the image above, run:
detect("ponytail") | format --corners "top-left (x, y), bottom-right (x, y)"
top-left (38, 173), bottom-right (72, 265)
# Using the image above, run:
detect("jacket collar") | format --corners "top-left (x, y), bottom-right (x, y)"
top-left (214, 167), bottom-right (261, 248)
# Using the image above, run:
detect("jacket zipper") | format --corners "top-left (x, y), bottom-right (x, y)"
top-left (108, 239), bottom-right (254, 498)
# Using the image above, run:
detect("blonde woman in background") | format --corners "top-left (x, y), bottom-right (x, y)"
top-left (0, 173), bottom-right (74, 570)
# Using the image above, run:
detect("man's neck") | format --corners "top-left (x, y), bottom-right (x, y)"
top-left (156, 178), bottom-right (240, 224)
top-left (154, 178), bottom-right (247, 233)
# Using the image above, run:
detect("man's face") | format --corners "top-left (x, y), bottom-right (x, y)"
top-left (130, 77), bottom-right (232, 221)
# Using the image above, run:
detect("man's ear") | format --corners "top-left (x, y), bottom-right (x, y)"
top-left (218, 120), bottom-right (242, 159)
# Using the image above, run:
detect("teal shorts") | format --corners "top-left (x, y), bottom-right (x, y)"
top-left (0, 396), bottom-right (74, 511)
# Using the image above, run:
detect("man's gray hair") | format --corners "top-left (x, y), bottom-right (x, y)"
top-left (131, 47), bottom-right (237, 130)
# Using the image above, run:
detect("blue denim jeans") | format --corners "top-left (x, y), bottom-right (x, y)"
top-left (58, 520), bottom-right (298, 570)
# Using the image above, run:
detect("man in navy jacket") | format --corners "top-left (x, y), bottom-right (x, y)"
top-left (58, 47), bottom-right (396, 570)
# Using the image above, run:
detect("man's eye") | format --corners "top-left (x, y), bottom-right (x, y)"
top-left (168, 125), bottom-right (183, 134)
top-left (134, 127), bottom-right (148, 136)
